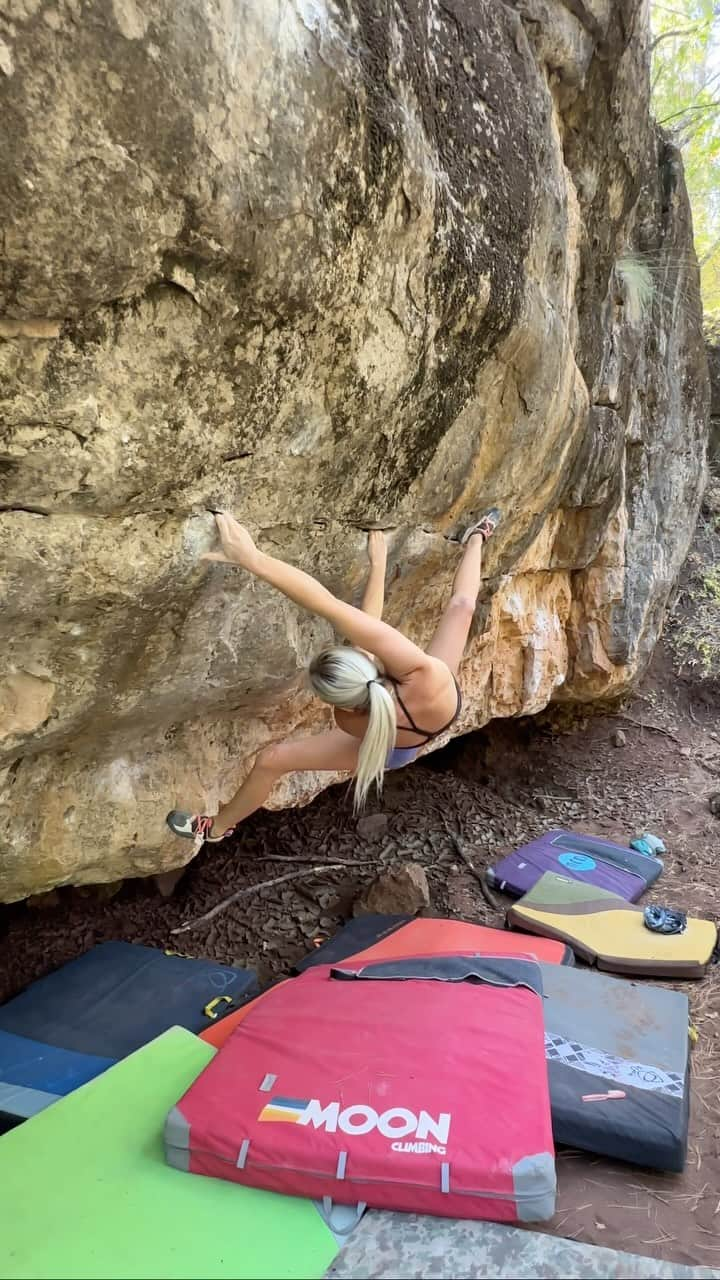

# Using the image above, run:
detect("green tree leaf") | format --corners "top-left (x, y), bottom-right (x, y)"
top-left (651, 0), bottom-right (720, 320)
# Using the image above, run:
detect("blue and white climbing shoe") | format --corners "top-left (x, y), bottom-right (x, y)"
top-left (166, 810), bottom-right (233, 849)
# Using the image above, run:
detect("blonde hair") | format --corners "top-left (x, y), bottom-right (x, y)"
top-left (309, 646), bottom-right (397, 811)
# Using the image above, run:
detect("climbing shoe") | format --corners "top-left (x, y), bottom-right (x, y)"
top-left (643, 905), bottom-right (687, 935)
top-left (166, 811), bottom-right (232, 845)
top-left (460, 507), bottom-right (502, 545)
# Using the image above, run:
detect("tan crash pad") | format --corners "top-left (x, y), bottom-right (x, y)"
top-left (507, 873), bottom-right (717, 978)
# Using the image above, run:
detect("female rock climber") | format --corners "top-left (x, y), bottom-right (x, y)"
top-left (167, 507), bottom-right (501, 846)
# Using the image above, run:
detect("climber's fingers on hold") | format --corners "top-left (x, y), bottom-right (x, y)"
top-left (203, 511), bottom-right (236, 564)
top-left (201, 550), bottom-right (234, 564)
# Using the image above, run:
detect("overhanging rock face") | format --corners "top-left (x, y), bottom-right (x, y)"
top-left (0, 0), bottom-right (708, 899)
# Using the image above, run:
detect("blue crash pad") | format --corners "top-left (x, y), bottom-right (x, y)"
top-left (0, 942), bottom-right (259, 1059)
top-left (0, 1028), bottom-right (115, 1117)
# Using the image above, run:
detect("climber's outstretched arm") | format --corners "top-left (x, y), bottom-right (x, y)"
top-left (204, 514), bottom-right (428, 678)
top-left (360, 530), bottom-right (387, 620)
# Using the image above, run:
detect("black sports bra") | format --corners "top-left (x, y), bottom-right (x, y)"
top-left (385, 674), bottom-right (463, 746)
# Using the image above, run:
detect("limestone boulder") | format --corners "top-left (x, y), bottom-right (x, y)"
top-left (707, 338), bottom-right (720, 462)
top-left (0, 0), bottom-right (708, 899)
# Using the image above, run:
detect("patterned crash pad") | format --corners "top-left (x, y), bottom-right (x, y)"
top-left (540, 962), bottom-right (690, 1170)
top-left (0, 1026), bottom-right (337, 1280)
top-left (507, 873), bottom-right (717, 977)
top-left (324, 1211), bottom-right (720, 1279)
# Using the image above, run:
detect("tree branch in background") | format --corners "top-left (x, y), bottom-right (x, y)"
top-left (699, 235), bottom-right (720, 267)
top-left (659, 101), bottom-right (720, 126)
top-left (653, 1), bottom-right (701, 15)
top-left (651, 24), bottom-right (702, 48)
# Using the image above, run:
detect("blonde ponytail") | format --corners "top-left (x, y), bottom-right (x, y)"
top-left (308, 645), bottom-right (397, 810)
top-left (355, 678), bottom-right (396, 811)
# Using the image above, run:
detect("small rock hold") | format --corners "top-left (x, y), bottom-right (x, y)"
top-left (709, 792), bottom-right (720, 817)
top-left (611, 729), bottom-right (627, 748)
top-left (354, 861), bottom-right (430, 916)
top-left (0, 39), bottom-right (14, 78)
top-left (356, 813), bottom-right (389, 840)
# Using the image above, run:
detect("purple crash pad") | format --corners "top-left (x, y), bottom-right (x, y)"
top-left (486, 830), bottom-right (662, 902)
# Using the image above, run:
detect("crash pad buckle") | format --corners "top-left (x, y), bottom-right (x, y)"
top-left (203, 995), bottom-right (234, 1019)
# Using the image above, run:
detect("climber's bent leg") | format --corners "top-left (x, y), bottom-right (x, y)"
top-left (167, 729), bottom-right (361, 845)
top-left (215, 729), bottom-right (361, 831)
top-left (425, 536), bottom-right (485, 674)
top-left (426, 510), bottom-right (501, 674)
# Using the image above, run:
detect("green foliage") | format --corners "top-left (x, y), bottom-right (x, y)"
top-left (651, 0), bottom-right (720, 319)
top-left (702, 565), bottom-right (720, 599)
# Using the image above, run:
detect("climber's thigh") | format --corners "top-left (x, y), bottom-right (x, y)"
top-left (262, 729), bottom-right (361, 775)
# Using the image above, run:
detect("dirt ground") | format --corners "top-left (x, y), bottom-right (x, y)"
top-left (1, 484), bottom-right (718, 1268)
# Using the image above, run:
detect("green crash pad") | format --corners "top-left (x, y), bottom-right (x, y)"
top-left (0, 1026), bottom-right (337, 1280)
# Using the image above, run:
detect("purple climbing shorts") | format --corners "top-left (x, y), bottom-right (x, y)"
top-left (385, 746), bottom-right (420, 771)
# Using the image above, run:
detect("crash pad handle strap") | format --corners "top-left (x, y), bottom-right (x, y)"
top-left (321, 1196), bottom-right (367, 1235)
top-left (203, 995), bottom-right (234, 1019)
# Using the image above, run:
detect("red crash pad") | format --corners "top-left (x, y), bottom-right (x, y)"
top-left (341, 918), bottom-right (573, 967)
top-left (199, 921), bottom-right (570, 1051)
top-left (168, 957), bottom-right (555, 1223)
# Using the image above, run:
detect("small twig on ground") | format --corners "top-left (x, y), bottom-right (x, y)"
top-left (443, 827), bottom-right (501, 911)
top-left (172, 865), bottom-right (357, 934)
top-left (257, 854), bottom-right (378, 867)
top-left (615, 714), bottom-right (684, 745)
